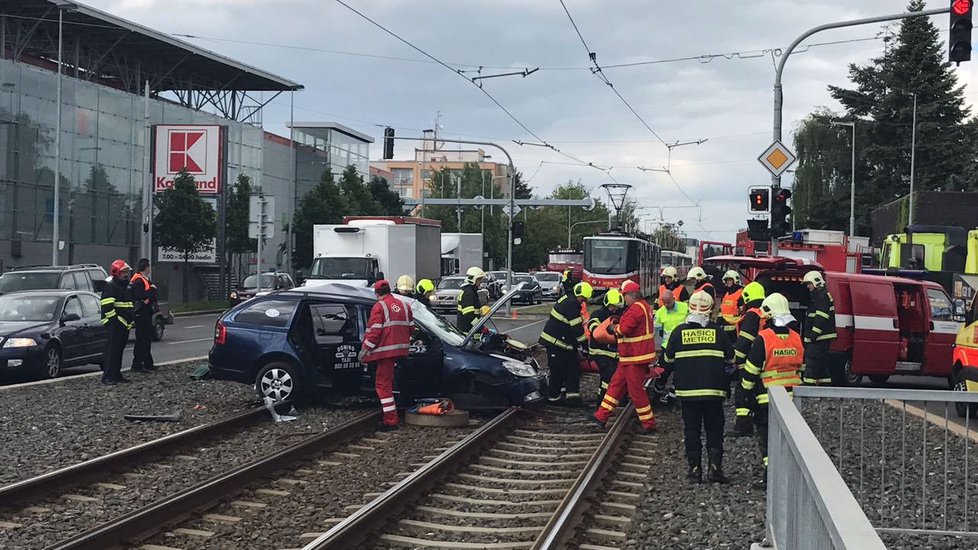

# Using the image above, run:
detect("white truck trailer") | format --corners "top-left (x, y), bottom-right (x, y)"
top-left (440, 233), bottom-right (484, 276)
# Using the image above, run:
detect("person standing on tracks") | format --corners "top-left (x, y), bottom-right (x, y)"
top-left (457, 267), bottom-right (488, 334)
top-left (732, 281), bottom-right (766, 437)
top-left (359, 280), bottom-right (414, 430)
top-left (718, 270), bottom-right (743, 346)
top-left (587, 288), bottom-right (623, 399)
top-left (593, 280), bottom-right (657, 432)
top-left (654, 290), bottom-right (688, 353)
top-left (802, 271), bottom-right (836, 386)
top-left (539, 282), bottom-right (592, 406)
top-left (415, 279), bottom-right (435, 308)
top-left (663, 291), bottom-right (734, 483)
top-left (100, 259), bottom-right (134, 385)
top-left (736, 293), bottom-right (803, 484)
top-left (128, 258), bottom-right (158, 373)
top-left (657, 266), bottom-right (690, 307)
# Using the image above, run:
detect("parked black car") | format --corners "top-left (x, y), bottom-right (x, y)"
top-left (208, 284), bottom-right (546, 408)
top-left (0, 290), bottom-right (108, 380)
top-left (229, 272), bottom-right (295, 306)
top-left (503, 273), bottom-right (544, 305)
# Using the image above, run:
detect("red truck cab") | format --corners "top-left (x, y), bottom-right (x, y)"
top-left (705, 256), bottom-right (962, 386)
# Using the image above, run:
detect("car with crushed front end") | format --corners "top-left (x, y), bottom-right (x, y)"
top-left (0, 290), bottom-right (108, 381)
top-left (208, 283), bottom-right (545, 408)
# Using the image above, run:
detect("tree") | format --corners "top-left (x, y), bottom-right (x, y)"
top-left (292, 168), bottom-right (347, 270)
top-left (154, 169), bottom-right (217, 302)
top-left (225, 173), bottom-right (257, 278)
top-left (338, 165), bottom-right (381, 216)
top-left (650, 224), bottom-right (686, 252)
top-left (369, 175), bottom-right (405, 215)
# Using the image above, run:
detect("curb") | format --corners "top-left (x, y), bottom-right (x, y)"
top-left (0, 356), bottom-right (209, 392)
top-left (173, 309), bottom-right (226, 318)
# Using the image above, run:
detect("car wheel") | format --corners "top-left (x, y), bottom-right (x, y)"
top-left (44, 345), bottom-right (62, 379)
top-left (844, 356), bottom-right (862, 386)
top-left (153, 319), bottom-right (165, 341)
top-left (255, 361), bottom-right (301, 405)
top-left (868, 375), bottom-right (889, 385)
top-left (953, 368), bottom-right (978, 418)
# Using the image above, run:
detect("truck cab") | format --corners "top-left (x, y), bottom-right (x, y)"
top-left (306, 254), bottom-right (383, 288)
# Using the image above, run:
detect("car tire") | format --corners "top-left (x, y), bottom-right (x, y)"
top-left (954, 368), bottom-right (978, 418)
top-left (43, 344), bottom-right (62, 379)
top-left (844, 356), bottom-right (862, 386)
top-left (153, 319), bottom-right (165, 341)
top-left (255, 361), bottom-right (302, 405)
top-left (868, 375), bottom-right (889, 385)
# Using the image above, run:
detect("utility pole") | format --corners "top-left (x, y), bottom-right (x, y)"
top-left (830, 121), bottom-right (856, 236)
top-left (909, 92), bottom-right (918, 226)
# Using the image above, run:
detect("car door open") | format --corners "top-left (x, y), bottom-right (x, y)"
top-left (310, 303), bottom-right (362, 394)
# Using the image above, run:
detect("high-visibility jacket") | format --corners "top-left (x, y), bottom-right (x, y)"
top-left (657, 282), bottom-right (690, 307)
top-left (663, 321), bottom-right (734, 400)
top-left (587, 306), bottom-right (618, 360)
top-left (695, 281), bottom-right (716, 300)
top-left (100, 277), bottom-right (134, 330)
top-left (719, 286), bottom-right (743, 330)
top-left (616, 299), bottom-right (656, 367)
top-left (539, 295), bottom-right (586, 351)
top-left (741, 325), bottom-right (803, 405)
top-left (805, 287), bottom-right (837, 345)
top-left (456, 283), bottom-right (481, 333)
top-left (734, 305), bottom-right (764, 364)
top-left (363, 293), bottom-right (414, 362)
top-left (654, 301), bottom-right (688, 349)
top-left (128, 272), bottom-right (158, 317)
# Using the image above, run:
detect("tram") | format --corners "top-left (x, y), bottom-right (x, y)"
top-left (583, 233), bottom-right (661, 297)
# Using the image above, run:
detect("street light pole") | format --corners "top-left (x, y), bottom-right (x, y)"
top-left (831, 121), bottom-right (856, 236)
top-left (52, 6), bottom-right (65, 265)
top-left (568, 220), bottom-right (606, 248)
top-left (909, 92), bottom-right (918, 226)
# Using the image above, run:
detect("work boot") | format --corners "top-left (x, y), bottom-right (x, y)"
top-left (707, 451), bottom-right (729, 484)
top-left (590, 417), bottom-right (607, 431)
top-left (636, 419), bottom-right (657, 434)
top-left (686, 455), bottom-right (702, 483)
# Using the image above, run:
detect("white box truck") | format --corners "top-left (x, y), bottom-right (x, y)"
top-left (441, 233), bottom-right (484, 276)
top-left (306, 217), bottom-right (441, 288)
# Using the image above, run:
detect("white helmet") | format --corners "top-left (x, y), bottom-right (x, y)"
top-left (760, 293), bottom-right (791, 318)
top-left (662, 266), bottom-right (678, 279)
top-left (803, 271), bottom-right (826, 289)
top-left (396, 274), bottom-right (415, 294)
top-left (722, 270), bottom-right (741, 284)
top-left (465, 266), bottom-right (486, 285)
top-left (688, 290), bottom-right (714, 314)
top-left (687, 266), bottom-right (708, 283)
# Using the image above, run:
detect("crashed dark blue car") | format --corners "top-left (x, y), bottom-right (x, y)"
top-left (208, 284), bottom-right (546, 408)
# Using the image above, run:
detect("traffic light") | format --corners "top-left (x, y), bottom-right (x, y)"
top-left (950, 0), bottom-right (973, 64)
top-left (749, 187), bottom-right (770, 213)
top-left (383, 127), bottom-right (395, 160)
top-left (746, 219), bottom-right (771, 242)
top-left (512, 221), bottom-right (525, 238)
top-left (770, 188), bottom-right (792, 238)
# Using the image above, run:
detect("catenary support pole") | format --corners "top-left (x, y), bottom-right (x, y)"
top-left (52, 7), bottom-right (64, 265)
top-left (909, 92), bottom-right (918, 226)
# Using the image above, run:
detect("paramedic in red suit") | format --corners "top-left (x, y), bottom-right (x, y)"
top-left (359, 280), bottom-right (414, 430)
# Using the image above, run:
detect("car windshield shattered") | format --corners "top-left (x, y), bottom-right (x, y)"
top-left (408, 298), bottom-right (465, 347)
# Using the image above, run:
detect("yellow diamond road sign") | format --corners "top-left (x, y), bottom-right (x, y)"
top-left (758, 141), bottom-right (797, 177)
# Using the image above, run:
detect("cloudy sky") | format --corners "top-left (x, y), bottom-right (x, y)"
top-left (88, 0), bottom-right (978, 242)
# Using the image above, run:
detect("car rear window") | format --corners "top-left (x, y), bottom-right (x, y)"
top-left (0, 272), bottom-right (62, 292)
top-left (235, 299), bottom-right (296, 328)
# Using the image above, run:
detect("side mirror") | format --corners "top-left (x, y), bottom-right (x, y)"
top-left (62, 312), bottom-right (81, 324)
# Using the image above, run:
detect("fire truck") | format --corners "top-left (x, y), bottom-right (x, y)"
top-left (735, 228), bottom-right (869, 273)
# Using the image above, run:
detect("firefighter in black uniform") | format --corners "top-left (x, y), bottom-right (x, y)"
top-left (587, 288), bottom-right (623, 399)
top-left (802, 271), bottom-right (836, 385)
top-left (664, 290), bottom-right (734, 483)
top-left (100, 259), bottom-right (134, 385)
top-left (732, 281), bottom-right (766, 436)
top-left (457, 267), bottom-right (487, 333)
top-left (129, 258), bottom-right (158, 373)
top-left (539, 282), bottom-right (592, 406)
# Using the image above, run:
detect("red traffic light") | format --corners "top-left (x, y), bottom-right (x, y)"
top-left (954, 0), bottom-right (972, 16)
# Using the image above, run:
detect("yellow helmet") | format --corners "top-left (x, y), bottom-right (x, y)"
top-left (661, 266), bottom-right (678, 279)
top-left (742, 281), bottom-right (766, 304)
top-left (603, 288), bottom-right (623, 307)
top-left (396, 274), bottom-right (415, 293)
top-left (722, 270), bottom-right (741, 284)
top-left (760, 293), bottom-right (791, 318)
top-left (416, 278), bottom-right (435, 295)
top-left (465, 266), bottom-right (486, 284)
top-left (687, 266), bottom-right (708, 282)
top-left (573, 282), bottom-right (594, 300)
top-left (803, 270), bottom-right (826, 288)
top-left (688, 290), bottom-right (714, 314)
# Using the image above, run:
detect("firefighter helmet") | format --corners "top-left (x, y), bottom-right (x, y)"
top-left (741, 281), bottom-right (766, 304)
top-left (465, 266), bottom-right (486, 285)
top-left (687, 266), bottom-right (708, 282)
top-left (803, 270), bottom-right (826, 289)
top-left (396, 274), bottom-right (415, 294)
top-left (416, 278), bottom-right (435, 295)
top-left (661, 266), bottom-right (678, 279)
top-left (603, 288), bottom-right (623, 307)
top-left (760, 293), bottom-right (791, 318)
top-left (573, 282), bottom-right (594, 300)
top-left (722, 270), bottom-right (741, 284)
top-left (621, 280), bottom-right (641, 295)
top-left (109, 259), bottom-right (131, 278)
top-left (688, 290), bottom-right (714, 314)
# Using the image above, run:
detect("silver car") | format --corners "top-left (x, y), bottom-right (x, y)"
top-left (430, 276), bottom-right (490, 314)
top-left (533, 271), bottom-right (563, 300)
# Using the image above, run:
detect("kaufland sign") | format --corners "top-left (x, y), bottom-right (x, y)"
top-left (153, 125), bottom-right (225, 194)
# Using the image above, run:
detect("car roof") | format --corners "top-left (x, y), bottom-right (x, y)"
top-left (0, 290), bottom-right (78, 297)
top-left (280, 283), bottom-right (376, 303)
top-left (8, 264), bottom-right (103, 273)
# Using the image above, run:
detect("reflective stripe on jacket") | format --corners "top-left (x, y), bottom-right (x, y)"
top-left (539, 295), bottom-right (585, 351)
top-left (719, 287), bottom-right (743, 329)
top-left (616, 299), bottom-right (656, 367)
top-left (741, 326), bottom-right (803, 404)
top-left (663, 321), bottom-right (734, 400)
top-left (588, 306), bottom-right (618, 359)
top-left (805, 287), bottom-right (837, 344)
top-left (101, 278), bottom-right (134, 330)
top-left (363, 294), bottom-right (414, 362)
top-left (456, 283), bottom-right (481, 333)
top-left (734, 306), bottom-right (764, 363)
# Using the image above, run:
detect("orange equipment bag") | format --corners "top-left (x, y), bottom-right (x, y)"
top-left (580, 355), bottom-right (599, 373)
top-left (411, 399), bottom-right (455, 416)
top-left (592, 316), bottom-right (618, 345)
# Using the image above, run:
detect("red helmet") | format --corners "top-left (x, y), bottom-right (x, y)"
top-left (373, 279), bottom-right (391, 293)
top-left (621, 280), bottom-right (641, 294)
top-left (110, 259), bottom-right (131, 278)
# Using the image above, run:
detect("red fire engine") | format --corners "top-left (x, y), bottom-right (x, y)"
top-left (736, 229), bottom-right (870, 273)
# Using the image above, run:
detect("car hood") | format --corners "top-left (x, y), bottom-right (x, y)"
top-left (304, 278), bottom-right (368, 288)
top-left (538, 281), bottom-right (560, 289)
top-left (435, 289), bottom-right (461, 298)
top-left (0, 321), bottom-right (51, 338)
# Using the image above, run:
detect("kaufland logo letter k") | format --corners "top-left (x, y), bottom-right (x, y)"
top-left (168, 130), bottom-right (207, 174)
